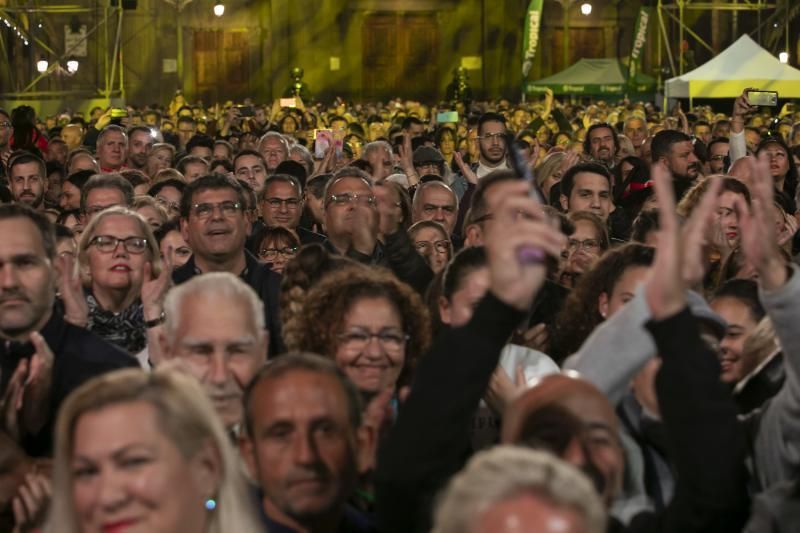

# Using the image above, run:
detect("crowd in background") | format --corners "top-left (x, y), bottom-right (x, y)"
top-left (0, 85), bottom-right (799, 532)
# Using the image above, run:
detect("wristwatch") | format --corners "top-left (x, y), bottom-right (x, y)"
top-left (144, 311), bottom-right (166, 329)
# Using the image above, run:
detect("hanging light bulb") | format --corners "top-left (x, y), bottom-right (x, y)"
top-left (580, 2), bottom-right (592, 15)
top-left (213, 3), bottom-right (225, 16)
top-left (779, 52), bottom-right (789, 64)
top-left (67, 58), bottom-right (79, 73)
top-left (36, 58), bottom-right (48, 73)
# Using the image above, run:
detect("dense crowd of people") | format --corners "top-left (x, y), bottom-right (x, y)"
top-left (0, 84), bottom-right (799, 532)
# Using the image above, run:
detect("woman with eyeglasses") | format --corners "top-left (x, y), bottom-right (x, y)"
top-left (249, 225), bottom-right (300, 274)
top-left (559, 211), bottom-right (610, 288)
top-left (284, 265), bottom-right (431, 403)
top-left (77, 206), bottom-right (172, 357)
top-left (408, 220), bottom-right (452, 274)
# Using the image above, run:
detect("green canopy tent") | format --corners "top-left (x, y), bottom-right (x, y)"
top-left (525, 58), bottom-right (656, 97)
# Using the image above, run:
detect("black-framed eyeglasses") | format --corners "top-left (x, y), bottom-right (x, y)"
top-left (478, 132), bottom-right (506, 143)
top-left (327, 193), bottom-right (376, 207)
top-left (263, 197), bottom-right (301, 209)
top-left (191, 201), bottom-right (242, 219)
top-left (337, 329), bottom-right (410, 352)
top-left (415, 240), bottom-right (450, 254)
top-left (258, 247), bottom-right (298, 260)
top-left (155, 196), bottom-right (180, 212)
top-left (0, 121), bottom-right (11, 128)
top-left (89, 235), bottom-right (149, 254)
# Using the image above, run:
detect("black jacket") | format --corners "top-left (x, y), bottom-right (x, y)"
top-left (172, 251), bottom-right (285, 356)
top-left (0, 307), bottom-right (139, 456)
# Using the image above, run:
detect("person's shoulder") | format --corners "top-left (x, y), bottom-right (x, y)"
top-left (61, 322), bottom-right (139, 369)
top-left (298, 226), bottom-right (326, 245)
top-left (341, 505), bottom-right (379, 533)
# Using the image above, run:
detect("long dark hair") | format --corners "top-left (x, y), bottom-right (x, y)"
top-left (756, 136), bottom-right (799, 201)
top-left (10, 106), bottom-right (41, 155)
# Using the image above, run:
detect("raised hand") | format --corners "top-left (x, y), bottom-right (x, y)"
top-left (11, 473), bottom-right (51, 533)
top-left (57, 254), bottom-right (88, 328)
top-left (350, 203), bottom-right (379, 256)
top-left (141, 255), bottom-right (173, 323)
top-left (484, 181), bottom-right (566, 311)
top-left (736, 155), bottom-right (788, 290)
top-left (453, 151), bottom-right (478, 185)
top-left (680, 177), bottom-right (723, 287)
top-left (484, 365), bottom-right (526, 416)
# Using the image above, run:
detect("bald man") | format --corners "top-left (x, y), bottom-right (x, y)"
top-left (60, 123), bottom-right (84, 151)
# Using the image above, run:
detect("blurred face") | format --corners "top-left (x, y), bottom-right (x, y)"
top-left (260, 136), bottom-right (288, 171)
top-left (565, 219), bottom-right (602, 276)
top-left (69, 153), bottom-right (99, 175)
top-left (716, 191), bottom-right (742, 248)
top-left (136, 205), bottom-right (165, 231)
top-left (241, 371), bottom-right (360, 528)
top-left (599, 265), bottom-right (650, 319)
top-left (128, 130), bottom-right (154, 169)
top-left (563, 172), bottom-right (611, 220)
top-left (0, 114), bottom-right (10, 150)
top-left (334, 296), bottom-right (406, 396)
top-left (162, 292), bottom-right (266, 428)
top-left (0, 218), bottom-right (56, 340)
top-left (87, 215), bottom-right (149, 295)
top-left (365, 148), bottom-right (392, 180)
top-left (10, 161), bottom-right (47, 208)
top-left (439, 266), bottom-right (490, 327)
top-left (413, 185), bottom-right (457, 234)
top-left (709, 142), bottom-right (729, 174)
top-left (189, 146), bottom-right (213, 162)
top-left (694, 124), bottom-right (711, 145)
top-left (146, 149), bottom-right (172, 178)
top-left (588, 126), bottom-right (615, 162)
top-left (57, 177), bottom-right (77, 208)
top-left (234, 154), bottom-right (267, 192)
top-left (368, 122), bottom-right (386, 141)
top-left (438, 132), bottom-right (455, 156)
top-left (177, 122), bottom-right (195, 147)
top-left (476, 493), bottom-right (586, 533)
top-left (374, 185), bottom-right (404, 236)
top-left (71, 402), bottom-right (212, 533)
top-left (745, 130), bottom-right (761, 152)
top-left (624, 119), bottom-right (647, 148)
top-left (478, 120), bottom-right (507, 165)
top-left (96, 130), bottom-right (128, 170)
top-left (261, 181), bottom-right (303, 229)
top-left (213, 144), bottom-right (231, 161)
top-left (84, 188), bottom-right (127, 222)
top-left (541, 165), bottom-right (563, 200)
top-left (324, 177), bottom-right (376, 243)
top-left (154, 187), bottom-right (182, 219)
top-left (761, 143), bottom-right (789, 180)
top-left (663, 140), bottom-right (700, 180)
top-left (181, 188), bottom-right (248, 263)
top-left (257, 236), bottom-right (297, 274)
top-left (48, 141), bottom-right (68, 166)
top-left (412, 226), bottom-right (450, 274)
top-left (711, 296), bottom-right (759, 384)
top-left (183, 162), bottom-right (208, 183)
top-left (158, 230), bottom-right (191, 268)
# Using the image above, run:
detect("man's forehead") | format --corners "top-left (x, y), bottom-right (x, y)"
top-left (421, 184), bottom-right (455, 203)
top-left (0, 218), bottom-right (47, 255)
top-left (480, 120), bottom-right (505, 134)
top-left (267, 180), bottom-right (300, 197)
top-left (573, 172), bottom-right (609, 190)
top-left (331, 176), bottom-right (371, 193)
top-left (236, 155), bottom-right (263, 169)
top-left (252, 370), bottom-right (351, 422)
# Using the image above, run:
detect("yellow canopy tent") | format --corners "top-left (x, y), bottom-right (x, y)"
top-left (665, 35), bottom-right (800, 101)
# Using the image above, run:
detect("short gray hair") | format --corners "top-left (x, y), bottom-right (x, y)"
top-left (411, 180), bottom-right (458, 214)
top-left (80, 173), bottom-right (135, 212)
top-left (258, 131), bottom-right (289, 156)
top-left (364, 140), bottom-right (392, 159)
top-left (163, 272), bottom-right (265, 343)
top-left (96, 124), bottom-right (128, 147)
top-left (432, 446), bottom-right (606, 533)
top-left (289, 144), bottom-right (314, 176)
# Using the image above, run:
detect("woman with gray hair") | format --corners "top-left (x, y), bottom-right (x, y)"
top-left (432, 446), bottom-right (606, 533)
top-left (44, 367), bottom-right (264, 533)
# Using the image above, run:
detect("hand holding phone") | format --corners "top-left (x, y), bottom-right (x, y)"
top-left (746, 90), bottom-right (779, 107)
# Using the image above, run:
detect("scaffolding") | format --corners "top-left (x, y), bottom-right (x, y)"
top-left (0, 3), bottom-right (125, 101)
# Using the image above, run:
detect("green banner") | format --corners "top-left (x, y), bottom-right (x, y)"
top-left (628, 7), bottom-right (651, 84)
top-left (522, 0), bottom-right (544, 78)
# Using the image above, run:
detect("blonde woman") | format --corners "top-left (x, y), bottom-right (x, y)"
top-left (44, 368), bottom-right (264, 533)
top-left (78, 207), bottom-right (171, 356)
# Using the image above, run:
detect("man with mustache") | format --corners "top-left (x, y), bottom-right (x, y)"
top-left (651, 130), bottom-right (701, 200)
top-left (0, 204), bottom-right (136, 456)
top-left (585, 123), bottom-right (619, 170)
top-left (474, 112), bottom-right (510, 179)
top-left (173, 173), bottom-right (284, 355)
top-left (8, 153), bottom-right (48, 210)
top-left (241, 353), bottom-right (375, 533)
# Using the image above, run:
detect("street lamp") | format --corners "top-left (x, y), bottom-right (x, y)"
top-left (580, 2), bottom-right (592, 15)
top-left (36, 57), bottom-right (48, 73)
top-left (779, 52), bottom-right (789, 64)
top-left (213, 2), bottom-right (225, 16)
top-left (67, 58), bottom-right (79, 73)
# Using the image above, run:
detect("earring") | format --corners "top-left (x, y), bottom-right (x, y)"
top-left (205, 498), bottom-right (217, 511)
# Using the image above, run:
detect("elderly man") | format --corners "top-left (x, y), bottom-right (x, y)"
top-left (159, 272), bottom-right (267, 434)
top-left (173, 173), bottom-right (284, 355)
top-left (411, 181), bottom-right (458, 236)
top-left (95, 125), bottom-right (128, 172)
top-left (0, 204), bottom-right (136, 455)
top-left (259, 131), bottom-right (289, 173)
top-left (241, 353), bottom-right (375, 532)
top-left (60, 123), bottom-right (84, 151)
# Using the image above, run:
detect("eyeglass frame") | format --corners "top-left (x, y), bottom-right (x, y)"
top-left (190, 201), bottom-right (243, 219)
top-left (258, 246), bottom-right (299, 259)
top-left (336, 328), bottom-right (410, 352)
top-left (88, 235), bottom-right (149, 254)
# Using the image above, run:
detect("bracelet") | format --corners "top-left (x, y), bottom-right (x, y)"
top-left (144, 311), bottom-right (166, 329)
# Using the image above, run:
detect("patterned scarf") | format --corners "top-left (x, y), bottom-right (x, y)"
top-left (86, 294), bottom-right (147, 354)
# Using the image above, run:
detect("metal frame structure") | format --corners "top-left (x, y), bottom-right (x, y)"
top-left (655, 0), bottom-right (783, 88)
top-left (0, 3), bottom-right (124, 100)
